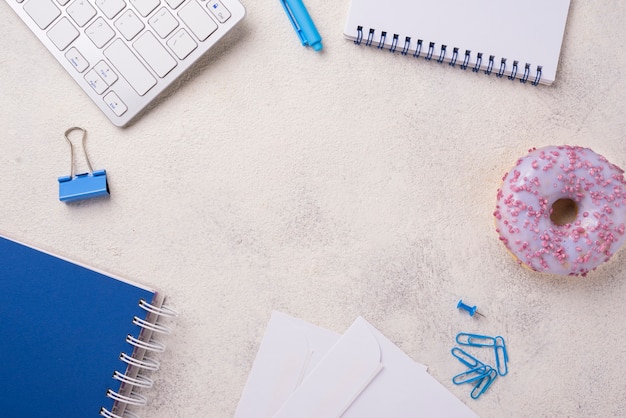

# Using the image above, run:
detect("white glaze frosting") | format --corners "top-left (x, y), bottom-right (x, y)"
top-left (494, 145), bottom-right (626, 275)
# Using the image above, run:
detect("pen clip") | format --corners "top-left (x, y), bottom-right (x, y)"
top-left (279, 0), bottom-right (308, 46)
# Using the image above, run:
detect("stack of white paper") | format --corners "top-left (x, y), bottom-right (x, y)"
top-left (234, 312), bottom-right (478, 418)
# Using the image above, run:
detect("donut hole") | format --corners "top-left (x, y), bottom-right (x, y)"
top-left (550, 198), bottom-right (578, 226)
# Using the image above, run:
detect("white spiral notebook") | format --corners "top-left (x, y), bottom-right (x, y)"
top-left (343, 0), bottom-right (571, 86)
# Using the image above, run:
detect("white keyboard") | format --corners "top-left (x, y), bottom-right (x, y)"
top-left (5, 0), bottom-right (245, 126)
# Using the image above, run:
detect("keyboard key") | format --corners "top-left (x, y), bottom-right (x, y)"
top-left (65, 47), bottom-right (89, 72)
top-left (23, 0), bottom-right (61, 30)
top-left (86, 17), bottom-right (115, 48)
top-left (149, 7), bottom-right (179, 38)
top-left (95, 0), bottom-right (126, 19)
top-left (114, 9), bottom-right (145, 40)
top-left (103, 91), bottom-right (128, 116)
top-left (207, 0), bottom-right (231, 23)
top-left (134, 31), bottom-right (177, 77)
top-left (56, 0), bottom-right (71, 5)
top-left (65, 47), bottom-right (89, 73)
top-left (104, 38), bottom-right (157, 95)
top-left (165, 0), bottom-right (184, 8)
top-left (94, 61), bottom-right (118, 85)
top-left (166, 28), bottom-right (197, 59)
top-left (129, 0), bottom-right (160, 17)
top-left (67, 0), bottom-right (97, 27)
top-left (85, 68), bottom-right (107, 94)
top-left (47, 17), bottom-right (79, 50)
top-left (178, 0), bottom-right (217, 41)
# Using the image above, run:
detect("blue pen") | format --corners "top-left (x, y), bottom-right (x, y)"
top-left (280, 0), bottom-right (322, 51)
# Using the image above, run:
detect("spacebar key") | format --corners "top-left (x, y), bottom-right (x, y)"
top-left (104, 39), bottom-right (157, 96)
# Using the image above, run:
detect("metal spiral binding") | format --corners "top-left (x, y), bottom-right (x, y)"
top-left (100, 407), bottom-right (140, 418)
top-left (138, 299), bottom-right (178, 317)
top-left (353, 26), bottom-right (543, 86)
top-left (99, 298), bottom-right (178, 418)
top-left (119, 352), bottom-right (161, 371)
top-left (106, 390), bottom-right (148, 406)
top-left (113, 371), bottom-right (154, 389)
top-left (125, 334), bottom-right (167, 352)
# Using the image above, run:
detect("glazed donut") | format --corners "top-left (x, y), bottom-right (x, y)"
top-left (494, 145), bottom-right (626, 276)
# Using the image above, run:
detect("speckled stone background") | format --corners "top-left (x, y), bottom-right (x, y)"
top-left (1, 1), bottom-right (625, 417)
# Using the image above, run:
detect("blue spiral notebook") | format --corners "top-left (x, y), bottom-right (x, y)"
top-left (0, 234), bottom-right (174, 418)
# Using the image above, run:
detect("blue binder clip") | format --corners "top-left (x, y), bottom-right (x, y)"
top-left (58, 127), bottom-right (109, 202)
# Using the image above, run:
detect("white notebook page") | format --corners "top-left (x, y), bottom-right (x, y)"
top-left (343, 0), bottom-right (571, 85)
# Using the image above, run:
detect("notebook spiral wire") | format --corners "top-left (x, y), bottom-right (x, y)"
top-left (354, 26), bottom-right (543, 86)
top-left (99, 299), bottom-right (178, 418)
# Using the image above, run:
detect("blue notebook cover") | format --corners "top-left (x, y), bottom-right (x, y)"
top-left (0, 235), bottom-right (165, 417)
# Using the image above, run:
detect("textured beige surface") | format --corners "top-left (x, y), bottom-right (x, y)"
top-left (1, 1), bottom-right (625, 417)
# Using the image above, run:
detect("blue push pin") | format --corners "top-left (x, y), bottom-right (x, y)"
top-left (457, 299), bottom-right (485, 317)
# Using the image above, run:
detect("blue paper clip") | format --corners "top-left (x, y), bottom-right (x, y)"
top-left (456, 332), bottom-right (496, 347)
top-left (470, 368), bottom-right (498, 399)
top-left (451, 347), bottom-right (484, 369)
top-left (452, 364), bottom-right (491, 385)
top-left (494, 336), bottom-right (509, 376)
top-left (58, 127), bottom-right (109, 203)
